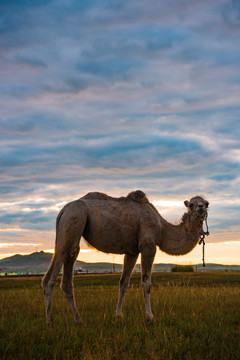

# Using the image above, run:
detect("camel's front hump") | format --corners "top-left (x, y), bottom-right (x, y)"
top-left (82, 200), bottom-right (140, 254)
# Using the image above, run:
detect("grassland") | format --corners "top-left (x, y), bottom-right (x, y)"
top-left (1, 272), bottom-right (240, 360)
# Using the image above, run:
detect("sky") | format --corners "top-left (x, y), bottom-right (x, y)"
top-left (0, 0), bottom-right (240, 265)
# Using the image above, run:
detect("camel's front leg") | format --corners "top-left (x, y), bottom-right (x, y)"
top-left (141, 243), bottom-right (156, 322)
top-left (115, 253), bottom-right (138, 319)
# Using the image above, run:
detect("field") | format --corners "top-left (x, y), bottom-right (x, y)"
top-left (1, 272), bottom-right (240, 360)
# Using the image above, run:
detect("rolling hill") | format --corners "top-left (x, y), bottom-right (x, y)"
top-left (0, 251), bottom-right (239, 274)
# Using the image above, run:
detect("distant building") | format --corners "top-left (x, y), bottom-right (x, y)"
top-left (74, 267), bottom-right (87, 274)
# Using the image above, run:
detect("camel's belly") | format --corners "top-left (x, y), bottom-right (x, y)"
top-left (82, 209), bottom-right (139, 255)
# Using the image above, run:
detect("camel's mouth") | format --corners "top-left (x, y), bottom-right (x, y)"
top-left (196, 208), bottom-right (208, 220)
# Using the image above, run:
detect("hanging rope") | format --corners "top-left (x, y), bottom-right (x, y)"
top-left (199, 213), bottom-right (210, 267)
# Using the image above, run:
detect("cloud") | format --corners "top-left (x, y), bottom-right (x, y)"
top-left (14, 56), bottom-right (48, 69)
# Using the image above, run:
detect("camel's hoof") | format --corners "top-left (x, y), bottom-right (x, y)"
top-left (47, 319), bottom-right (54, 327)
top-left (146, 315), bottom-right (155, 324)
top-left (75, 318), bottom-right (83, 326)
top-left (115, 312), bottom-right (123, 322)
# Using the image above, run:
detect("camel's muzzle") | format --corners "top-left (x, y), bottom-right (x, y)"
top-left (197, 204), bottom-right (207, 214)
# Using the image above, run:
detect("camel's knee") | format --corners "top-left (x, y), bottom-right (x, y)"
top-left (42, 270), bottom-right (52, 290)
top-left (42, 277), bottom-right (47, 291)
top-left (42, 256), bottom-right (61, 292)
top-left (119, 276), bottom-right (132, 300)
top-left (119, 276), bottom-right (129, 291)
top-left (142, 275), bottom-right (151, 294)
top-left (42, 273), bottom-right (51, 289)
top-left (43, 282), bottom-right (54, 297)
top-left (42, 272), bottom-right (55, 295)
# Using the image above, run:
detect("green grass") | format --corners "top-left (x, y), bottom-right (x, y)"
top-left (1, 272), bottom-right (240, 360)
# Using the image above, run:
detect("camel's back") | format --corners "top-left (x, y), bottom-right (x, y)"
top-left (81, 190), bottom-right (148, 204)
top-left (80, 190), bottom-right (150, 224)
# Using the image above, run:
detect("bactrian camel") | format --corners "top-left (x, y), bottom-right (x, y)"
top-left (42, 190), bottom-right (209, 324)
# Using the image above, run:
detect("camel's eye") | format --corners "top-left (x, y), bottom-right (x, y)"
top-left (190, 203), bottom-right (194, 210)
top-left (205, 201), bottom-right (209, 208)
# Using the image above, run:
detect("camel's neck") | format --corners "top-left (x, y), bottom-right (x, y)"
top-left (157, 213), bottom-right (204, 256)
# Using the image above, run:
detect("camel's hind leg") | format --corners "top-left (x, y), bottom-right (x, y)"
top-left (115, 253), bottom-right (138, 318)
top-left (42, 200), bottom-right (87, 325)
top-left (61, 247), bottom-right (82, 324)
top-left (42, 253), bottom-right (63, 325)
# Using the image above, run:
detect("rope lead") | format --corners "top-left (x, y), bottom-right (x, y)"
top-left (199, 214), bottom-right (209, 267)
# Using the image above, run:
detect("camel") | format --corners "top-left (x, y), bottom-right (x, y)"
top-left (42, 190), bottom-right (209, 325)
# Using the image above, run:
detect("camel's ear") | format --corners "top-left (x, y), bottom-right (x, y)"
top-left (184, 200), bottom-right (190, 208)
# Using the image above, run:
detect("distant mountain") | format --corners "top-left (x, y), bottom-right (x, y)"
top-left (0, 251), bottom-right (54, 274)
top-left (0, 251), bottom-right (239, 274)
top-left (0, 251), bottom-right (122, 274)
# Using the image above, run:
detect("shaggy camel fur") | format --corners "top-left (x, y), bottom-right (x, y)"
top-left (42, 190), bottom-right (209, 325)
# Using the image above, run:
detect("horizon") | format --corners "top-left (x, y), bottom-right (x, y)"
top-left (1, 1), bottom-right (240, 264)
top-left (1, 249), bottom-right (240, 267)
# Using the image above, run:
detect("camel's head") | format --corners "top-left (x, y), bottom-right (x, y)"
top-left (184, 196), bottom-right (209, 219)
